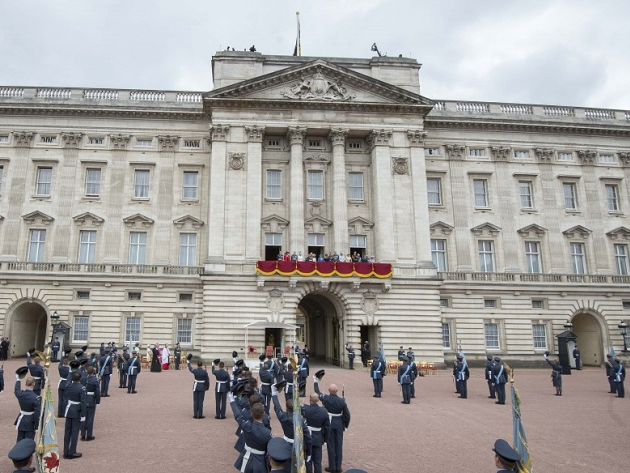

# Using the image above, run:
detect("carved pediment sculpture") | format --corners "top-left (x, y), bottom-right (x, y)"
top-left (282, 71), bottom-right (355, 101)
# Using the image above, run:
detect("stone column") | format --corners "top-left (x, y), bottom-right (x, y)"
top-left (328, 128), bottom-right (349, 255)
top-left (491, 146), bottom-right (519, 272)
top-left (154, 135), bottom-right (179, 264)
top-left (287, 127), bottom-right (306, 254)
top-left (367, 129), bottom-right (395, 263)
top-left (102, 134), bottom-right (130, 263)
top-left (206, 125), bottom-right (229, 269)
top-left (446, 145), bottom-right (473, 270)
top-left (245, 125), bottom-right (265, 262)
top-left (407, 130), bottom-right (433, 266)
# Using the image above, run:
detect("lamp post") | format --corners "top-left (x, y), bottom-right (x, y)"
top-left (50, 310), bottom-right (60, 349)
top-left (563, 321), bottom-right (573, 333)
top-left (619, 321), bottom-right (629, 352)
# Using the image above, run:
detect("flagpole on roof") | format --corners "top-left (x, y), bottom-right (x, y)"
top-left (293, 11), bottom-right (301, 57)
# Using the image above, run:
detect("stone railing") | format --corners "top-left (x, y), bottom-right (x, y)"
top-left (439, 271), bottom-right (630, 285)
top-left (1, 262), bottom-right (204, 275)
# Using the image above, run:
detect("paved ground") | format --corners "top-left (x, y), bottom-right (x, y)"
top-left (0, 359), bottom-right (628, 472)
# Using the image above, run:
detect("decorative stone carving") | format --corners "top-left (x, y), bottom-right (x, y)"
top-left (282, 71), bottom-right (355, 101)
top-left (446, 145), bottom-right (465, 160)
top-left (619, 152), bottom-right (630, 167)
top-left (430, 221), bottom-right (454, 236)
top-left (304, 154), bottom-right (330, 163)
top-left (471, 222), bottom-right (502, 237)
top-left (366, 129), bottom-right (392, 149)
top-left (266, 288), bottom-right (285, 313)
top-left (534, 148), bottom-right (554, 163)
top-left (392, 157), bottom-right (409, 175)
top-left (328, 128), bottom-right (348, 146)
top-left (22, 211), bottom-right (54, 225)
top-left (110, 134), bottom-right (130, 150)
top-left (245, 125), bottom-right (265, 142)
top-left (73, 212), bottom-right (104, 227)
top-left (351, 281), bottom-right (361, 292)
top-left (517, 224), bottom-right (547, 238)
top-left (210, 125), bottom-right (230, 142)
top-left (606, 226), bottom-right (630, 241)
top-left (407, 130), bottom-right (427, 147)
top-left (562, 225), bottom-right (592, 239)
top-left (158, 135), bottom-right (180, 149)
top-left (361, 290), bottom-right (379, 315)
top-left (123, 213), bottom-right (154, 228)
top-left (62, 132), bottom-right (83, 148)
top-left (173, 215), bottom-right (205, 230)
top-left (288, 279), bottom-right (297, 291)
top-left (287, 126), bottom-right (306, 145)
top-left (320, 280), bottom-right (330, 290)
top-left (491, 146), bottom-right (510, 161)
top-left (14, 131), bottom-right (33, 148)
top-left (228, 152), bottom-right (246, 171)
top-left (577, 149), bottom-right (596, 166)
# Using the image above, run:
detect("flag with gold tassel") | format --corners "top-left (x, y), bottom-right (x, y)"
top-left (511, 378), bottom-right (533, 472)
top-left (36, 349), bottom-right (60, 473)
top-left (292, 352), bottom-right (307, 472)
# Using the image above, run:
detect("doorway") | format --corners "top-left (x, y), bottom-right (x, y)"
top-left (359, 325), bottom-right (379, 365)
top-left (571, 311), bottom-right (603, 366)
top-left (298, 292), bottom-right (344, 366)
top-left (8, 301), bottom-right (49, 358)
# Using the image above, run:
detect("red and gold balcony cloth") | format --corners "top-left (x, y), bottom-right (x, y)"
top-left (256, 261), bottom-right (392, 278)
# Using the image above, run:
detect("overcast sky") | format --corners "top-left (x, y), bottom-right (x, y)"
top-left (1, 0), bottom-right (628, 109)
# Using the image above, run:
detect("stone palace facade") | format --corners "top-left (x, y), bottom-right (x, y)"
top-left (0, 51), bottom-right (629, 367)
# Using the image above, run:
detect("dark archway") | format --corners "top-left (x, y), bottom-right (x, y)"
top-left (298, 293), bottom-right (344, 366)
top-left (8, 301), bottom-right (48, 358)
top-left (571, 311), bottom-right (604, 366)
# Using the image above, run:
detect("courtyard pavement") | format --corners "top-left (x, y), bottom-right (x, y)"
top-left (0, 358), bottom-right (627, 472)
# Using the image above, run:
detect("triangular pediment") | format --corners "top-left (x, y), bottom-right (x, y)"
top-left (430, 221), bottom-right (454, 236)
top-left (205, 60), bottom-right (433, 110)
top-left (173, 215), bottom-right (205, 230)
top-left (261, 214), bottom-right (290, 233)
top-left (471, 222), bottom-right (502, 236)
top-left (517, 224), bottom-right (547, 237)
top-left (348, 216), bottom-right (374, 233)
top-left (606, 226), bottom-right (630, 241)
top-left (562, 225), bottom-right (592, 239)
top-left (73, 212), bottom-right (104, 226)
top-left (304, 215), bottom-right (333, 233)
top-left (123, 213), bottom-right (154, 228)
top-left (22, 211), bottom-right (54, 225)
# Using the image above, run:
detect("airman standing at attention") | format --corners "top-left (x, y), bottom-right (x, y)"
top-left (370, 354), bottom-right (385, 398)
top-left (398, 355), bottom-right (413, 404)
top-left (485, 354), bottom-right (496, 399)
top-left (313, 376), bottom-right (350, 473)
top-left (62, 371), bottom-right (87, 459)
top-left (344, 342), bottom-right (355, 370)
top-left (605, 354), bottom-right (617, 394)
top-left (455, 354), bottom-right (470, 399)
top-left (492, 357), bottom-right (507, 405)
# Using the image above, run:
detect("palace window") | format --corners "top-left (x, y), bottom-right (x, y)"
top-left (478, 240), bottom-right (495, 272)
top-left (35, 167), bottom-right (52, 196)
top-left (124, 317), bottom-right (141, 344)
top-left (525, 241), bottom-right (542, 273)
top-left (177, 318), bottom-right (193, 344)
top-left (519, 181), bottom-right (534, 209)
top-left (85, 168), bottom-right (101, 197)
top-left (532, 324), bottom-right (547, 348)
top-left (484, 323), bottom-right (500, 349)
top-left (431, 239), bottom-right (447, 271)
top-left (182, 171), bottom-right (198, 200)
top-left (614, 244), bottom-right (629, 276)
top-left (27, 229), bottom-right (46, 262)
top-left (557, 152), bottom-right (573, 161)
top-left (307, 170), bottom-right (324, 200)
top-left (473, 179), bottom-right (489, 208)
top-left (128, 232), bottom-right (147, 265)
top-left (78, 230), bottom-right (97, 264)
top-left (570, 242), bottom-right (586, 274)
top-left (348, 172), bottom-right (364, 201)
top-left (134, 170), bottom-right (150, 198)
top-left (605, 184), bottom-right (620, 212)
top-left (442, 323), bottom-right (451, 348)
top-left (563, 182), bottom-right (578, 210)
top-left (179, 233), bottom-right (197, 266)
top-left (266, 170), bottom-right (282, 200)
top-left (73, 316), bottom-right (89, 342)
top-left (427, 178), bottom-right (442, 206)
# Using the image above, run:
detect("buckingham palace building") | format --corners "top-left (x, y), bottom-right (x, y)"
top-left (0, 50), bottom-right (629, 367)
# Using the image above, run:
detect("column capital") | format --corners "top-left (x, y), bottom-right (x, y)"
top-left (158, 135), bottom-right (180, 149)
top-left (445, 144), bottom-right (465, 160)
top-left (287, 126), bottom-right (306, 145)
top-left (328, 128), bottom-right (349, 146)
top-left (366, 129), bottom-right (392, 150)
top-left (210, 124), bottom-right (230, 142)
top-left (110, 134), bottom-right (130, 150)
top-left (577, 149), bottom-right (597, 166)
top-left (62, 132), bottom-right (82, 149)
top-left (491, 146), bottom-right (510, 162)
top-left (245, 125), bottom-right (265, 142)
top-left (407, 129), bottom-right (427, 147)
top-left (14, 131), bottom-right (33, 148)
top-left (619, 152), bottom-right (630, 167)
top-left (534, 147), bottom-right (554, 163)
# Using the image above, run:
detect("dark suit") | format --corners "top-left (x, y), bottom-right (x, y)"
top-left (81, 374), bottom-right (100, 439)
top-left (605, 359), bottom-right (617, 393)
top-left (57, 364), bottom-right (70, 417)
top-left (370, 359), bottom-right (384, 397)
top-left (314, 381), bottom-right (350, 473)
top-left (573, 348), bottom-right (581, 370)
top-left (14, 381), bottom-right (41, 441)
top-left (188, 363), bottom-right (210, 418)
top-left (63, 381), bottom-right (87, 456)
top-left (303, 403), bottom-right (330, 473)
top-left (212, 365), bottom-right (230, 418)
top-left (259, 367), bottom-right (273, 415)
top-left (52, 340), bottom-right (61, 362)
top-left (174, 346), bottom-right (182, 370)
top-left (231, 401), bottom-right (271, 473)
top-left (281, 366), bottom-right (294, 402)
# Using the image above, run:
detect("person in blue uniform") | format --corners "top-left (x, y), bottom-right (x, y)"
top-left (99, 349), bottom-right (113, 397)
top-left (398, 355), bottom-right (413, 404)
top-left (87, 352), bottom-right (99, 368)
top-left (187, 355), bottom-right (210, 418)
top-left (573, 344), bottom-right (581, 370)
top-left (25, 350), bottom-right (44, 396)
top-left (344, 342), bottom-right (355, 370)
top-left (7, 438), bottom-right (37, 473)
top-left (0, 365), bottom-right (4, 395)
top-left (267, 437), bottom-right (293, 473)
top-left (212, 359), bottom-right (230, 419)
top-left (118, 347), bottom-right (130, 389)
top-left (62, 371), bottom-right (87, 459)
top-left (397, 346), bottom-right (406, 361)
top-left (613, 355), bottom-right (625, 398)
top-left (280, 361), bottom-right (294, 402)
top-left (52, 337), bottom-right (61, 362)
top-left (57, 358), bottom-right (70, 417)
top-left (370, 355), bottom-right (385, 397)
top-left (605, 354), bottom-right (617, 394)
top-left (229, 395), bottom-right (271, 473)
top-left (173, 343), bottom-right (182, 370)
top-left (302, 392), bottom-right (330, 473)
top-left (270, 384), bottom-right (312, 459)
top-left (297, 352), bottom-right (309, 397)
top-left (544, 352), bottom-right (562, 396)
top-left (259, 361), bottom-right (273, 415)
top-left (313, 377), bottom-right (350, 473)
top-left (455, 354), bottom-right (470, 399)
top-left (409, 357), bottom-right (418, 398)
top-left (492, 438), bottom-right (521, 472)
top-left (492, 357), bottom-right (507, 405)
top-left (485, 355), bottom-right (496, 399)
top-left (81, 365), bottom-right (100, 441)
top-left (127, 351), bottom-right (141, 393)
top-left (14, 369), bottom-right (41, 442)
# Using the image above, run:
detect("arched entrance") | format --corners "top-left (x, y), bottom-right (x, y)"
top-left (571, 311), bottom-right (604, 366)
top-left (298, 293), bottom-right (345, 366)
top-left (7, 301), bottom-right (49, 358)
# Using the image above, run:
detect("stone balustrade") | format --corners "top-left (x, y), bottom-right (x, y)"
top-left (0, 261), bottom-right (204, 275)
top-left (439, 271), bottom-right (630, 285)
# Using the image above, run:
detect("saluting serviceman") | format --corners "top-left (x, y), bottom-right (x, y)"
top-left (63, 371), bottom-right (87, 459)
top-left (25, 349), bottom-right (44, 396)
top-left (212, 359), bottom-right (230, 419)
top-left (302, 392), bottom-right (330, 473)
top-left (370, 354), bottom-right (385, 397)
top-left (492, 357), bottom-right (507, 405)
top-left (81, 365), bottom-right (100, 441)
top-left (14, 368), bottom-right (41, 441)
top-left (485, 355), bottom-right (496, 399)
top-left (271, 383), bottom-right (312, 461)
top-left (187, 354), bottom-right (210, 419)
top-left (398, 355), bottom-right (413, 404)
top-left (344, 342), bottom-right (355, 370)
top-left (229, 393), bottom-right (271, 473)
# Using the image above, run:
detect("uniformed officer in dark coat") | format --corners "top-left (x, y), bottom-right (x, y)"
top-left (127, 351), bottom-right (141, 393)
top-left (87, 352), bottom-right (99, 369)
top-left (267, 436), bottom-right (293, 473)
top-left (397, 346), bottom-right (406, 361)
top-left (212, 359), bottom-right (230, 419)
top-left (302, 392), bottom-right (330, 473)
top-left (229, 395), bottom-right (271, 473)
top-left (57, 358), bottom-right (71, 417)
top-left (573, 344), bottom-right (581, 370)
top-left (544, 352), bottom-right (563, 396)
top-left (259, 361), bottom-right (273, 415)
top-left (344, 342), bottom-right (355, 370)
top-left (80, 365), bottom-right (100, 441)
top-left (409, 357), bottom-right (419, 398)
top-left (52, 337), bottom-right (61, 362)
top-left (25, 350), bottom-right (44, 396)
top-left (485, 354), bottom-right (496, 399)
top-left (297, 352), bottom-right (309, 397)
top-left (62, 371), bottom-right (87, 459)
top-left (187, 356), bottom-right (210, 418)
top-left (605, 354), bottom-right (617, 393)
top-left (492, 438), bottom-right (521, 472)
top-left (14, 369), bottom-right (41, 442)
top-left (271, 384), bottom-right (312, 457)
top-left (99, 348), bottom-right (113, 397)
top-left (455, 354), bottom-right (470, 399)
top-left (173, 343), bottom-right (182, 370)
top-left (492, 357), bottom-right (507, 405)
top-left (0, 364), bottom-right (4, 394)
top-left (370, 355), bottom-right (385, 397)
top-left (280, 361), bottom-right (294, 402)
top-left (398, 355), bottom-right (413, 404)
top-left (118, 347), bottom-right (130, 388)
top-left (313, 377), bottom-right (350, 473)
top-left (613, 355), bottom-right (626, 398)
top-left (8, 438), bottom-right (37, 472)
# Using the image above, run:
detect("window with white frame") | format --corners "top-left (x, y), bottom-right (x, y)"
top-left (307, 170), bottom-right (324, 200)
top-left (525, 241), bottom-right (542, 273)
top-left (73, 316), bottom-right (89, 342)
top-left (557, 152), bottom-right (573, 161)
top-left (532, 323), bottom-right (547, 348)
top-left (134, 170), bottom-right (150, 198)
top-left (27, 229), bottom-right (46, 262)
top-left (76, 290), bottom-right (90, 300)
top-left (531, 300), bottom-right (544, 309)
top-left (182, 171), bottom-right (198, 200)
top-left (563, 182), bottom-right (578, 210)
top-left (484, 299), bottom-right (497, 308)
top-left (136, 139), bottom-right (153, 147)
top-left (308, 233), bottom-right (325, 250)
top-left (484, 322), bottom-right (500, 349)
top-left (599, 154), bottom-right (615, 164)
top-left (85, 168), bottom-right (101, 197)
top-left (347, 141), bottom-right (362, 151)
top-left (570, 242), bottom-right (586, 274)
top-left (179, 233), bottom-right (197, 266)
top-left (614, 244), bottom-right (629, 276)
top-left (184, 140), bottom-right (200, 149)
top-left (514, 150), bottom-right (530, 159)
top-left (441, 322), bottom-right (451, 348)
top-left (35, 167), bottom-right (52, 196)
top-left (266, 170), bottom-right (282, 200)
top-left (349, 234), bottom-right (367, 250)
top-left (265, 233), bottom-right (282, 247)
top-left (78, 230), bottom-right (97, 264)
top-left (0, 135), bottom-right (9, 143)
top-left (478, 240), bottom-right (495, 272)
top-left (128, 232), bottom-right (147, 265)
top-left (177, 318), bottom-right (193, 344)
top-left (425, 148), bottom-right (440, 156)
top-left (469, 148), bottom-right (486, 157)
top-left (605, 184), bottom-right (620, 212)
top-left (519, 181), bottom-right (534, 209)
top-left (124, 317), bottom-right (141, 344)
top-left (427, 178), bottom-right (442, 206)
top-left (473, 179), bottom-right (489, 208)
top-left (431, 239), bottom-right (447, 271)
top-left (348, 172), bottom-right (364, 201)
